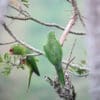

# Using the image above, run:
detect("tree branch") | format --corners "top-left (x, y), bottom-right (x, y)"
top-left (59, 0), bottom-right (79, 46)
top-left (72, 0), bottom-right (85, 27)
top-left (6, 15), bottom-right (85, 36)
top-left (0, 40), bottom-right (17, 45)
top-left (59, 14), bottom-right (77, 45)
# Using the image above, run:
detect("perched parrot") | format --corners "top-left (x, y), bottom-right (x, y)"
top-left (9, 44), bottom-right (27, 55)
top-left (9, 44), bottom-right (40, 89)
top-left (21, 55), bottom-right (40, 89)
top-left (43, 31), bottom-right (65, 86)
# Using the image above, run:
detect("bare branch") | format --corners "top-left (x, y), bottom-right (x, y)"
top-left (69, 31), bottom-right (85, 35)
top-left (0, 40), bottom-right (17, 45)
top-left (62, 60), bottom-right (89, 71)
top-left (25, 53), bottom-right (43, 57)
top-left (6, 15), bottom-right (64, 30)
top-left (44, 74), bottom-right (76, 100)
top-left (59, 14), bottom-right (77, 45)
top-left (9, 5), bottom-right (29, 17)
top-left (68, 39), bottom-right (77, 61)
top-left (60, 0), bottom-right (79, 46)
top-left (72, 0), bottom-right (85, 27)
top-left (6, 15), bottom-right (85, 35)
top-left (65, 57), bottom-right (76, 70)
top-left (64, 39), bottom-right (77, 70)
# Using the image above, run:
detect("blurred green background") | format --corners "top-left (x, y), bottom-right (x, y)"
top-left (0, 0), bottom-right (90, 100)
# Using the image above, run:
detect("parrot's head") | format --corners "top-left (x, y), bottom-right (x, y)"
top-left (9, 48), bottom-right (14, 54)
top-left (20, 58), bottom-right (26, 64)
top-left (9, 44), bottom-right (26, 55)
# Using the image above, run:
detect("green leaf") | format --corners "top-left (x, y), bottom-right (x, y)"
top-left (69, 66), bottom-right (88, 75)
top-left (80, 60), bottom-right (86, 65)
top-left (17, 64), bottom-right (25, 70)
top-left (2, 66), bottom-right (12, 76)
top-left (21, 0), bottom-right (29, 3)
top-left (4, 53), bottom-right (11, 63)
top-left (0, 55), bottom-right (3, 63)
top-left (76, 69), bottom-right (86, 75)
top-left (21, 0), bottom-right (29, 7)
top-left (4, 53), bottom-right (9, 60)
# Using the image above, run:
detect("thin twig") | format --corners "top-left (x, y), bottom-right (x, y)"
top-left (9, 5), bottom-right (29, 17)
top-left (65, 39), bottom-right (77, 69)
top-left (72, 0), bottom-right (85, 27)
top-left (78, 11), bottom-right (85, 27)
top-left (44, 76), bottom-right (54, 86)
top-left (62, 60), bottom-right (89, 71)
top-left (65, 57), bottom-right (75, 70)
top-left (0, 41), bottom-right (17, 45)
top-left (68, 39), bottom-right (77, 61)
top-left (26, 53), bottom-right (43, 56)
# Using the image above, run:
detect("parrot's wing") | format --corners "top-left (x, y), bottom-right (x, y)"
top-left (44, 31), bottom-right (62, 65)
top-left (26, 56), bottom-right (40, 76)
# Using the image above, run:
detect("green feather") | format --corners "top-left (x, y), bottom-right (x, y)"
top-left (55, 63), bottom-right (65, 86)
top-left (44, 32), bottom-right (62, 65)
top-left (27, 70), bottom-right (33, 90)
top-left (44, 31), bottom-right (65, 86)
top-left (26, 56), bottom-right (40, 89)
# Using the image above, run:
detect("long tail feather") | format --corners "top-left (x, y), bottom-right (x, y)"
top-left (55, 63), bottom-right (65, 86)
top-left (27, 70), bottom-right (33, 90)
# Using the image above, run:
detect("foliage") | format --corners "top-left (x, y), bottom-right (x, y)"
top-left (21, 0), bottom-right (29, 7)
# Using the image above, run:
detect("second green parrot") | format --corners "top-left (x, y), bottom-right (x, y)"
top-left (9, 44), bottom-right (40, 89)
top-left (44, 31), bottom-right (65, 86)
top-left (21, 55), bottom-right (40, 89)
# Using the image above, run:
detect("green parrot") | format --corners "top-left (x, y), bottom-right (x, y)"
top-left (9, 44), bottom-right (27, 55)
top-left (10, 44), bottom-right (40, 89)
top-left (21, 55), bottom-right (40, 89)
top-left (44, 31), bottom-right (65, 86)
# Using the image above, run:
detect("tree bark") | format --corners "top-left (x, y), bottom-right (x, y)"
top-left (85, 0), bottom-right (100, 100)
top-left (0, 0), bottom-right (8, 24)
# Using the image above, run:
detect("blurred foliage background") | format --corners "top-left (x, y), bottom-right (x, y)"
top-left (0, 0), bottom-right (90, 100)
